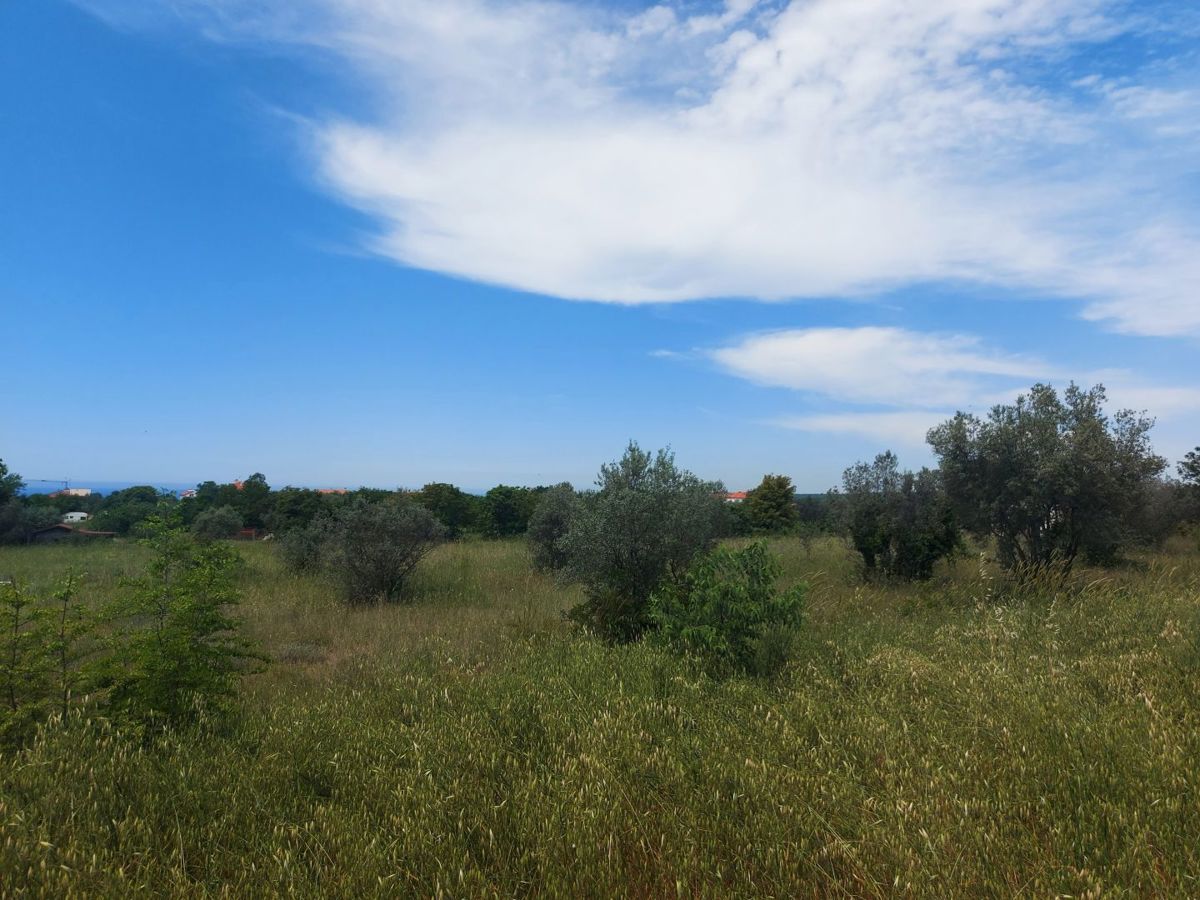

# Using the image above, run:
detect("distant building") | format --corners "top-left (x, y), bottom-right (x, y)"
top-left (723, 491), bottom-right (749, 503)
top-left (49, 487), bottom-right (92, 498)
top-left (180, 488), bottom-right (197, 499)
top-left (317, 488), bottom-right (348, 495)
top-left (62, 511), bottom-right (90, 524)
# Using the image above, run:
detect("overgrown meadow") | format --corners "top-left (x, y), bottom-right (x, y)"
top-left (1, 535), bottom-right (1199, 897)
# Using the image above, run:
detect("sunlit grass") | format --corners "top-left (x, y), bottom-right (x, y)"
top-left (1, 535), bottom-right (1198, 896)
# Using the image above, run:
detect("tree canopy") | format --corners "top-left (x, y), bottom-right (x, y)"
top-left (561, 442), bottom-right (726, 642)
top-left (928, 383), bottom-right (1165, 569)
top-left (746, 474), bottom-right (798, 533)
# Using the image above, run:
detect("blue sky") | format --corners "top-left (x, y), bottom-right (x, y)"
top-left (3, 0), bottom-right (1198, 492)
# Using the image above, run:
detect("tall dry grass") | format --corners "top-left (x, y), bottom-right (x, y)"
top-left (0, 535), bottom-right (1197, 896)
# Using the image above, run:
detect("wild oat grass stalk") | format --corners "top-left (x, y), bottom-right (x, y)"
top-left (0, 537), bottom-right (1197, 896)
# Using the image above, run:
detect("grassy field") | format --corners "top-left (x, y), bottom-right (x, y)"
top-left (1, 536), bottom-right (1198, 897)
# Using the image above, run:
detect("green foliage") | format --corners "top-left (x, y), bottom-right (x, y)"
top-left (650, 542), bottom-right (805, 677)
top-left (838, 452), bottom-right (961, 581)
top-left (0, 578), bottom-right (50, 743)
top-left (417, 482), bottom-right (479, 538)
top-left (1180, 447), bottom-right (1200, 486)
top-left (263, 486), bottom-right (324, 534)
top-left (0, 502), bottom-right (61, 544)
top-left (0, 458), bottom-right (22, 505)
top-left (1180, 448), bottom-right (1200, 525)
top-left (278, 514), bottom-right (335, 574)
top-left (102, 522), bottom-right (263, 726)
top-left (562, 442), bottom-right (726, 642)
top-left (281, 500), bottom-right (447, 604)
top-left (526, 482), bottom-right (577, 572)
top-left (46, 574), bottom-right (91, 721)
top-left (0, 460), bottom-right (57, 544)
top-left (746, 474), bottom-right (798, 532)
top-left (237, 473), bottom-right (272, 528)
top-left (91, 485), bottom-right (175, 535)
top-left (929, 383), bottom-right (1166, 569)
top-left (0, 573), bottom-right (93, 744)
top-left (480, 485), bottom-right (539, 537)
top-left (191, 505), bottom-right (243, 541)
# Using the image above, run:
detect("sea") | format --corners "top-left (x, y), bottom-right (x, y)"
top-left (20, 481), bottom-right (199, 497)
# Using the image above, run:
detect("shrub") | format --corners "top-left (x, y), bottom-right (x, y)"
top-left (282, 500), bottom-right (446, 604)
top-left (102, 522), bottom-right (263, 727)
top-left (561, 443), bottom-right (726, 642)
top-left (191, 505), bottom-right (243, 541)
top-left (279, 514), bottom-right (335, 573)
top-left (526, 483), bottom-right (577, 572)
top-left (649, 542), bottom-right (805, 677)
top-left (838, 452), bottom-right (961, 581)
top-left (0, 578), bottom-right (50, 743)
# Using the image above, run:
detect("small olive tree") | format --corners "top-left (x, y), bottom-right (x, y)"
top-left (282, 500), bottom-right (446, 604)
top-left (561, 442), bottom-right (726, 642)
top-left (838, 452), bottom-right (961, 581)
top-left (526, 483), bottom-right (577, 572)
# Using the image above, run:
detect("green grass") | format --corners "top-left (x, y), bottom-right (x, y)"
top-left (1, 536), bottom-right (1198, 896)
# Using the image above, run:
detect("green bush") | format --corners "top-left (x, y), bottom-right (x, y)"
top-left (526, 483), bottom-right (576, 572)
top-left (649, 542), bottom-right (805, 677)
top-left (562, 443), bottom-right (726, 642)
top-left (280, 499), bottom-right (446, 603)
top-left (101, 522), bottom-right (263, 727)
top-left (191, 504), bottom-right (243, 541)
top-left (838, 452), bottom-right (961, 581)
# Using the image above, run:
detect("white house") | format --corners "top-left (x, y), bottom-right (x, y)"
top-left (62, 511), bottom-right (90, 524)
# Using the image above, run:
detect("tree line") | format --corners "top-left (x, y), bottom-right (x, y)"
top-left (3, 383), bottom-right (1198, 562)
top-left (1, 380), bottom-right (1198, 741)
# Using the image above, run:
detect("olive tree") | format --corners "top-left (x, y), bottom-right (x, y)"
top-left (281, 499), bottom-right (446, 604)
top-left (526, 483), bottom-right (577, 572)
top-left (561, 442), bottom-right (726, 642)
top-left (928, 383), bottom-right (1165, 570)
top-left (838, 452), bottom-right (960, 581)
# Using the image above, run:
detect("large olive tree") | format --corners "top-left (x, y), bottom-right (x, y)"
top-left (928, 383), bottom-right (1165, 570)
top-left (561, 442), bottom-right (726, 642)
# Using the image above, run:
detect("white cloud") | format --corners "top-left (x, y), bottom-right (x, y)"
top-left (710, 327), bottom-right (1046, 407)
top-left (706, 325), bottom-right (1200, 443)
top-left (771, 411), bottom-right (950, 447)
top-left (79, 0), bottom-right (1200, 335)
